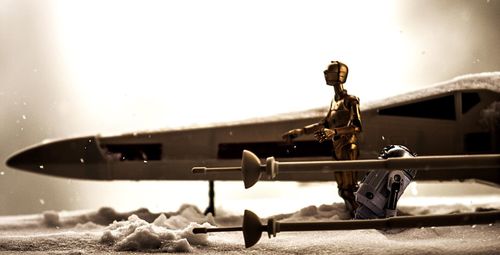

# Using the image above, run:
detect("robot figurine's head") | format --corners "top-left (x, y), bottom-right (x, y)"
top-left (324, 61), bottom-right (348, 86)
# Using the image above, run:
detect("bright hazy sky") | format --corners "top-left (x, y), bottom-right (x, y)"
top-left (52, 0), bottom-right (406, 132)
top-left (34, 0), bottom-right (500, 133)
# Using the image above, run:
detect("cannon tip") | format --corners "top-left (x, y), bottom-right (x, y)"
top-left (192, 227), bottom-right (208, 234)
top-left (192, 167), bottom-right (206, 174)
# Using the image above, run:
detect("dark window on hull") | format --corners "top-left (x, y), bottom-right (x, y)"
top-left (103, 144), bottom-right (162, 161)
top-left (462, 92), bottom-right (481, 114)
top-left (378, 95), bottom-right (456, 120)
top-left (464, 132), bottom-right (491, 153)
top-left (218, 140), bottom-right (333, 159)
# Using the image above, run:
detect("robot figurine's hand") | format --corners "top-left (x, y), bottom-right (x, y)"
top-left (314, 128), bottom-right (335, 143)
top-left (282, 129), bottom-right (304, 142)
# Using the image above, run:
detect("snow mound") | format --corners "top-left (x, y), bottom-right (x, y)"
top-left (1, 202), bottom-right (500, 254)
top-left (280, 204), bottom-right (351, 222)
top-left (100, 206), bottom-right (214, 252)
top-left (74, 221), bottom-right (101, 230)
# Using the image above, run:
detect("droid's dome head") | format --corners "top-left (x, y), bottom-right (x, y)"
top-left (378, 145), bottom-right (418, 178)
top-left (378, 145), bottom-right (416, 159)
top-left (324, 61), bottom-right (348, 86)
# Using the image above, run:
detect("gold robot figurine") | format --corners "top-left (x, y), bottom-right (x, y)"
top-left (282, 61), bottom-right (362, 215)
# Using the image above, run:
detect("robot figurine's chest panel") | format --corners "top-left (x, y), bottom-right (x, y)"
top-left (328, 100), bottom-right (351, 128)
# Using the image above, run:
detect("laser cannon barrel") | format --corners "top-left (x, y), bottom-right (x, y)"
top-left (193, 209), bottom-right (500, 248)
top-left (192, 150), bottom-right (500, 189)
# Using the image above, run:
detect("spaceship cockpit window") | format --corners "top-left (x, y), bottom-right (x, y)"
top-left (378, 95), bottom-right (456, 120)
top-left (461, 92), bottom-right (481, 114)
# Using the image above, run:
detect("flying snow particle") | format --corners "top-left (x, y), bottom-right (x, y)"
top-left (143, 160), bottom-right (148, 164)
top-left (80, 158), bottom-right (85, 163)
top-left (39, 199), bottom-right (45, 205)
top-left (39, 165), bottom-right (44, 169)
top-left (0, 171), bottom-right (4, 175)
top-left (22, 115), bottom-right (26, 120)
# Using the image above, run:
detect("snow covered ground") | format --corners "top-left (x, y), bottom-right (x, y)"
top-left (0, 200), bottom-right (499, 254)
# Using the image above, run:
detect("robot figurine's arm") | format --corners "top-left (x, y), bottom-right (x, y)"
top-left (327, 125), bottom-right (361, 136)
top-left (338, 95), bottom-right (362, 134)
top-left (282, 119), bottom-right (327, 142)
top-left (285, 95), bottom-right (350, 142)
top-left (307, 125), bottom-right (357, 143)
top-left (350, 96), bottom-right (362, 131)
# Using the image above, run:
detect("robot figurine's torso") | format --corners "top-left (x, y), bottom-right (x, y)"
top-left (323, 94), bottom-right (362, 160)
top-left (326, 97), bottom-right (355, 129)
